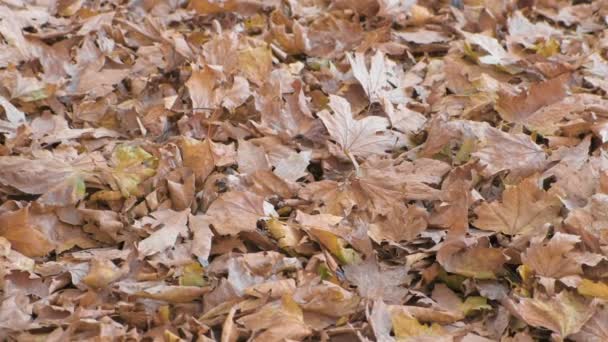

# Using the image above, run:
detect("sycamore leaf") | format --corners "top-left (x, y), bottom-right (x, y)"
top-left (318, 94), bottom-right (397, 159)
top-left (473, 127), bottom-right (546, 180)
top-left (110, 145), bottom-right (157, 198)
top-left (432, 284), bottom-right (491, 319)
top-left (437, 237), bottom-right (508, 279)
top-left (0, 94), bottom-right (25, 124)
top-left (495, 74), bottom-right (570, 132)
top-left (0, 153), bottom-right (98, 206)
top-left (343, 258), bottom-right (408, 303)
top-left (463, 32), bottom-right (520, 67)
top-left (389, 309), bottom-right (448, 341)
top-left (267, 218), bottom-right (302, 251)
top-left (507, 291), bottom-right (595, 339)
top-left (309, 228), bottom-right (361, 264)
top-left (205, 191), bottom-right (267, 235)
top-left (347, 50), bottom-right (389, 102)
top-left (522, 233), bottom-right (582, 279)
top-left (571, 307), bottom-right (608, 341)
top-left (137, 209), bottom-right (190, 257)
top-left (82, 258), bottom-right (123, 289)
top-left (473, 176), bottom-right (561, 235)
top-left (237, 295), bottom-right (312, 341)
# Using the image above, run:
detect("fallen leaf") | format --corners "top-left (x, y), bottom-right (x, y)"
top-left (205, 191), bottom-right (267, 235)
top-left (318, 94), bottom-right (398, 159)
top-left (473, 127), bottom-right (547, 180)
top-left (137, 209), bottom-right (191, 257)
top-left (507, 291), bottom-right (595, 339)
top-left (473, 176), bottom-right (561, 235)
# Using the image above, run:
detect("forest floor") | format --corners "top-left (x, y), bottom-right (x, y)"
top-left (1, 0), bottom-right (608, 341)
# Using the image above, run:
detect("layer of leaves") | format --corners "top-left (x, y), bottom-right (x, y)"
top-left (1, 0), bottom-right (608, 341)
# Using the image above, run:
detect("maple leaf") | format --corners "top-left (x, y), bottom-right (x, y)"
top-left (205, 191), bottom-right (269, 235)
top-left (495, 73), bottom-right (570, 132)
top-left (136, 209), bottom-right (191, 257)
top-left (571, 306), bottom-right (608, 341)
top-left (343, 257), bottom-right (409, 303)
top-left (507, 291), bottom-right (596, 339)
top-left (437, 237), bottom-right (508, 279)
top-left (463, 32), bottom-right (520, 66)
top-left (318, 94), bottom-right (398, 160)
top-left (473, 127), bottom-right (547, 180)
top-left (522, 233), bottom-right (583, 281)
top-left (347, 50), bottom-right (389, 102)
top-left (0, 152), bottom-right (99, 206)
top-left (473, 176), bottom-right (562, 235)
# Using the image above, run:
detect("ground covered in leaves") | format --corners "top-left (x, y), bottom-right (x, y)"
top-left (2, 0), bottom-right (608, 341)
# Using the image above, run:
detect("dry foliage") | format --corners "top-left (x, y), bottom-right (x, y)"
top-left (1, 0), bottom-right (608, 341)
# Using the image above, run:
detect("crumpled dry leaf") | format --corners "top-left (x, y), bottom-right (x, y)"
top-left (137, 209), bottom-right (190, 257)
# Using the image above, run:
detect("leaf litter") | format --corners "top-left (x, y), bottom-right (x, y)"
top-left (1, 0), bottom-right (608, 341)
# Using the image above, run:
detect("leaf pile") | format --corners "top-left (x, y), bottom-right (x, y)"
top-left (2, 0), bottom-right (608, 341)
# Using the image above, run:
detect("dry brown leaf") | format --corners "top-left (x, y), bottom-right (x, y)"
top-left (473, 127), bottom-right (547, 180)
top-left (437, 237), bottom-right (508, 279)
top-left (205, 191), bottom-right (268, 235)
top-left (473, 176), bottom-right (561, 235)
top-left (318, 94), bottom-right (398, 159)
top-left (136, 209), bottom-right (190, 257)
top-left (507, 291), bottom-right (596, 339)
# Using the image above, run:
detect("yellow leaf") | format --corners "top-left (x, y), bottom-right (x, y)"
top-left (391, 311), bottom-right (445, 340)
top-left (267, 218), bottom-right (302, 251)
top-left (578, 279), bottom-right (608, 300)
top-left (179, 262), bottom-right (206, 287)
top-left (311, 228), bottom-right (361, 264)
top-left (82, 258), bottom-right (123, 289)
top-left (111, 145), bottom-right (157, 197)
top-left (535, 38), bottom-right (560, 58)
top-left (460, 296), bottom-right (491, 316)
top-left (237, 44), bottom-right (272, 85)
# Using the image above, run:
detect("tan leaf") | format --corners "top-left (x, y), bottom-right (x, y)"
top-left (347, 50), bottom-right (389, 102)
top-left (522, 233), bottom-right (583, 279)
top-left (571, 306), bottom-right (608, 342)
top-left (237, 139), bottom-right (270, 175)
top-left (343, 258), bottom-right (408, 303)
top-left (318, 94), bottom-right (397, 159)
top-left (137, 209), bottom-right (191, 257)
top-left (437, 237), bottom-right (508, 279)
top-left (495, 74), bottom-right (570, 131)
top-left (368, 204), bottom-right (428, 243)
top-left (507, 291), bottom-right (595, 339)
top-left (185, 64), bottom-right (219, 112)
top-left (82, 258), bottom-right (123, 289)
top-left (0, 207), bottom-right (54, 257)
top-left (205, 191), bottom-right (267, 235)
top-left (473, 176), bottom-right (561, 235)
top-left (473, 127), bottom-right (546, 180)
